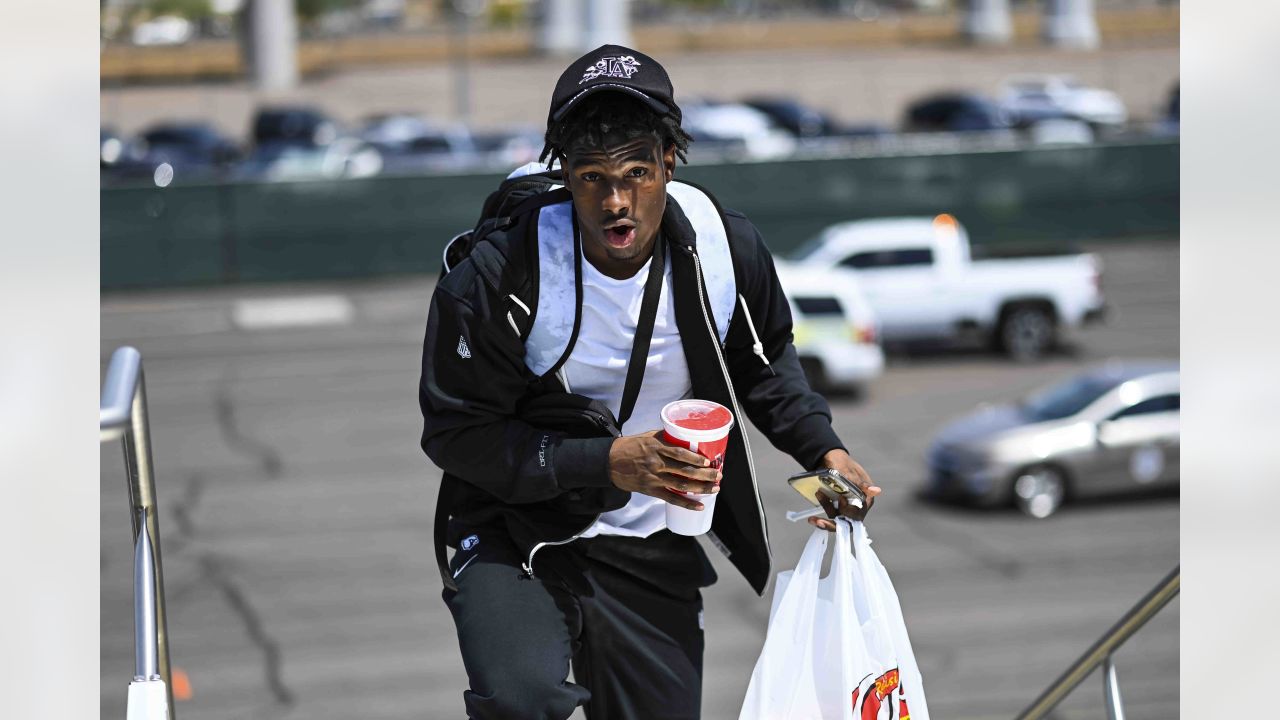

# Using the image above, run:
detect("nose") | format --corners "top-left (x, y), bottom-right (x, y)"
top-left (602, 181), bottom-right (629, 217)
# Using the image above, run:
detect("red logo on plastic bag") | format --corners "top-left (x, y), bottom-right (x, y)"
top-left (851, 668), bottom-right (911, 719)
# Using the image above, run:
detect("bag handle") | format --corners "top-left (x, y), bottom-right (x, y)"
top-left (616, 231), bottom-right (666, 428)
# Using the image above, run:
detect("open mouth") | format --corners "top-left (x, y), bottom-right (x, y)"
top-left (604, 223), bottom-right (637, 247)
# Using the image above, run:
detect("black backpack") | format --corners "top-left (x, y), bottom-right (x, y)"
top-left (440, 168), bottom-right (570, 278)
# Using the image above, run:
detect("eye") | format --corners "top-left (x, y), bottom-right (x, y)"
top-left (628, 167), bottom-right (648, 178)
top-left (580, 172), bottom-right (600, 182)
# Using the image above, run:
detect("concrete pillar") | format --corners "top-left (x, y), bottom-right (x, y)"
top-left (538, 0), bottom-right (583, 55)
top-left (963, 0), bottom-right (1012, 46)
top-left (1042, 0), bottom-right (1100, 50)
top-left (582, 0), bottom-right (630, 51)
top-left (248, 0), bottom-right (298, 91)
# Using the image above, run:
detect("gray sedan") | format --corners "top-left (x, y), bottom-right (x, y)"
top-left (926, 361), bottom-right (1179, 517)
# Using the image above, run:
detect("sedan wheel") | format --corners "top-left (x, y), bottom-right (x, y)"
top-left (1000, 306), bottom-right (1055, 362)
top-left (1013, 466), bottom-right (1067, 518)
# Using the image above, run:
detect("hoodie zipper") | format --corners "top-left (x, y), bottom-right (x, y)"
top-left (686, 247), bottom-right (771, 563)
top-left (522, 516), bottom-right (599, 578)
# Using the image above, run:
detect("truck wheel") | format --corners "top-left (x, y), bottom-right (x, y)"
top-left (1012, 466), bottom-right (1067, 518)
top-left (998, 305), bottom-right (1056, 361)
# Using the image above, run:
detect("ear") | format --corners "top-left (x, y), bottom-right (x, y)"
top-left (662, 143), bottom-right (676, 182)
top-left (558, 154), bottom-right (573, 190)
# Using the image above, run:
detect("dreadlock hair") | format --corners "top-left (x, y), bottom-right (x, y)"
top-left (540, 93), bottom-right (693, 168)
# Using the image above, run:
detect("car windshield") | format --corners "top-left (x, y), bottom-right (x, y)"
top-left (1020, 374), bottom-right (1122, 421)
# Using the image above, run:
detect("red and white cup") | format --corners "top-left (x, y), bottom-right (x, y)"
top-left (660, 399), bottom-right (735, 536)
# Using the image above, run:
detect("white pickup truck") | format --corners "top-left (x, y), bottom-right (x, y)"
top-left (790, 214), bottom-right (1106, 360)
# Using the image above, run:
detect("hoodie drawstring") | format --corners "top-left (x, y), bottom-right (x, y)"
top-left (738, 294), bottom-right (775, 376)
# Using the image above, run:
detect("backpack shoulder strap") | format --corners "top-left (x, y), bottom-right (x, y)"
top-left (483, 186), bottom-right (572, 237)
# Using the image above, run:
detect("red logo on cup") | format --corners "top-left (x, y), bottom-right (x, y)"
top-left (660, 399), bottom-right (734, 472)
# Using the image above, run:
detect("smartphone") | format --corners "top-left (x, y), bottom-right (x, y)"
top-left (787, 468), bottom-right (865, 509)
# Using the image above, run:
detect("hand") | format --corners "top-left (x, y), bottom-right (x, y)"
top-left (808, 448), bottom-right (881, 531)
top-left (608, 430), bottom-right (722, 511)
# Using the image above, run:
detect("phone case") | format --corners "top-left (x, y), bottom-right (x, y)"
top-left (787, 469), bottom-right (865, 507)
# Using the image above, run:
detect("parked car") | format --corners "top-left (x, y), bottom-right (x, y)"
top-left (903, 93), bottom-right (1013, 133)
top-left (141, 123), bottom-right (239, 162)
top-left (251, 106), bottom-right (340, 149)
top-left (360, 113), bottom-right (480, 174)
top-left (775, 262), bottom-right (884, 394)
top-left (998, 74), bottom-right (1128, 127)
top-left (106, 122), bottom-right (241, 183)
top-left (131, 15), bottom-right (194, 46)
top-left (926, 361), bottom-right (1179, 517)
top-left (789, 214), bottom-right (1106, 360)
top-left (239, 138), bottom-right (383, 181)
top-left (741, 97), bottom-right (890, 140)
top-left (239, 106), bottom-right (382, 180)
top-left (472, 126), bottom-right (545, 169)
top-left (681, 101), bottom-right (797, 160)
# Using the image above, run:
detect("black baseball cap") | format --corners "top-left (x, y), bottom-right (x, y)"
top-left (547, 44), bottom-right (681, 128)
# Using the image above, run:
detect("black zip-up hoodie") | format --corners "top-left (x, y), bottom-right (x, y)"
top-left (419, 188), bottom-right (845, 596)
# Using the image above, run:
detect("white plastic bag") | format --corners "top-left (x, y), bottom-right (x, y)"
top-left (739, 518), bottom-right (930, 720)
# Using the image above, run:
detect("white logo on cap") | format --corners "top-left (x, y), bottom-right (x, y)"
top-left (580, 55), bottom-right (642, 84)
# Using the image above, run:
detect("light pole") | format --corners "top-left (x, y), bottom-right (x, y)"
top-left (247, 0), bottom-right (298, 91)
top-left (452, 0), bottom-right (489, 125)
top-left (963, 0), bottom-right (1012, 46)
top-left (538, 0), bottom-right (582, 55)
top-left (582, 0), bottom-right (631, 51)
top-left (1043, 0), bottom-right (1100, 50)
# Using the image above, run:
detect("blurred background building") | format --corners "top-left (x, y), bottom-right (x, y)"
top-left (101, 2), bottom-right (1179, 719)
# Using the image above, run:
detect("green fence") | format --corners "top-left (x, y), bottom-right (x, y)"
top-left (102, 140), bottom-right (1177, 290)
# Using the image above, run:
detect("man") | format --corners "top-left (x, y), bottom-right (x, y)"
top-left (419, 44), bottom-right (880, 719)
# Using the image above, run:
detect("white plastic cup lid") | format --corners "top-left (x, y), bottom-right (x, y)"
top-left (661, 399), bottom-right (734, 443)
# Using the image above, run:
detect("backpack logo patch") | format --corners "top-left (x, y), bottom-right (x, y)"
top-left (580, 55), bottom-right (641, 84)
top-left (456, 336), bottom-right (472, 359)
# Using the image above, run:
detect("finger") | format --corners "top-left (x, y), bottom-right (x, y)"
top-left (850, 464), bottom-right (882, 498)
top-left (660, 477), bottom-right (720, 495)
top-left (808, 517), bottom-right (836, 532)
top-left (660, 458), bottom-right (720, 485)
top-left (655, 443), bottom-right (710, 467)
top-left (658, 488), bottom-right (705, 511)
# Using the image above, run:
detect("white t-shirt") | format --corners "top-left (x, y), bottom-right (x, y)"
top-left (566, 248), bottom-right (692, 539)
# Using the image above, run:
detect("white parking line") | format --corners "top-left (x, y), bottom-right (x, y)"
top-left (231, 294), bottom-right (354, 330)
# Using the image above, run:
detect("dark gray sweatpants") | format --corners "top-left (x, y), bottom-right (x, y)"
top-left (442, 526), bottom-right (716, 719)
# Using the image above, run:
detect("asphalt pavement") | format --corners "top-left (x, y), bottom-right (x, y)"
top-left (101, 238), bottom-right (1178, 720)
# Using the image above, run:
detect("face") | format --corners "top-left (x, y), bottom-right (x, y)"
top-left (562, 132), bottom-right (677, 279)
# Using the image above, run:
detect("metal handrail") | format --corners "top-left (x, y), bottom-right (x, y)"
top-left (102, 346), bottom-right (176, 719)
top-left (1015, 565), bottom-right (1180, 720)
